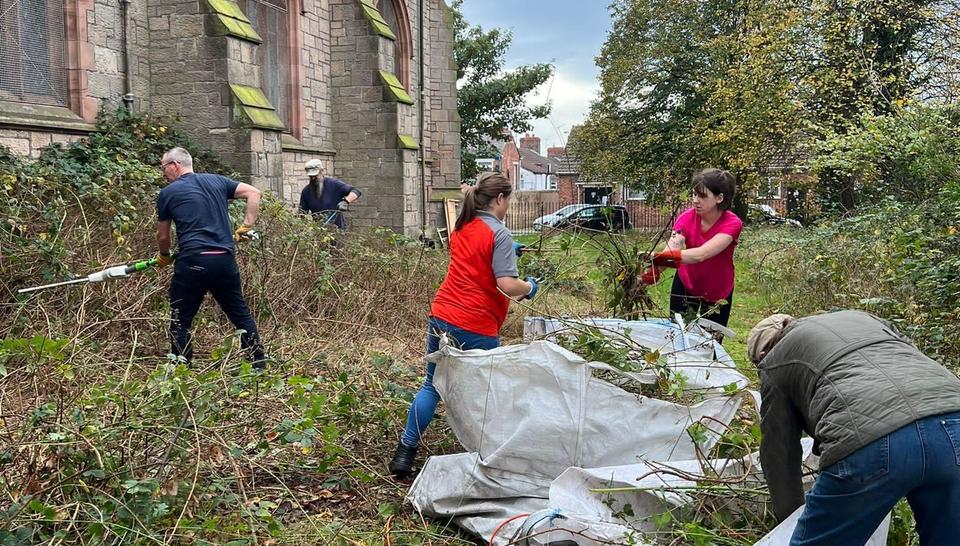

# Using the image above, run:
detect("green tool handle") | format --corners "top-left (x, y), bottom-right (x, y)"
top-left (124, 257), bottom-right (158, 275)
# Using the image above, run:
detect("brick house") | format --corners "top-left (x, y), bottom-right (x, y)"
top-left (498, 133), bottom-right (559, 191)
top-left (555, 146), bottom-right (672, 230)
top-left (0, 0), bottom-right (461, 237)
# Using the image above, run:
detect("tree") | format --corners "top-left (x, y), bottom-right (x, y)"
top-left (578, 0), bottom-right (951, 216)
top-left (806, 0), bottom-right (936, 212)
top-left (451, 0), bottom-right (553, 181)
top-left (575, 0), bottom-right (808, 213)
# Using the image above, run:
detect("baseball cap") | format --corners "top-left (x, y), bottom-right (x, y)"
top-left (747, 313), bottom-right (795, 364)
top-left (305, 159), bottom-right (324, 176)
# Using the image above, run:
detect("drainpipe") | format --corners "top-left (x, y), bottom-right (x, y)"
top-left (418, 0), bottom-right (427, 237)
top-left (119, 0), bottom-right (135, 110)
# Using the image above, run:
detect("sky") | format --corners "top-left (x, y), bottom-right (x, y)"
top-left (457, 0), bottom-right (612, 150)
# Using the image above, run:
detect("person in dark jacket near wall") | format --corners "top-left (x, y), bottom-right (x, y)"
top-left (298, 159), bottom-right (361, 229)
top-left (748, 310), bottom-right (960, 546)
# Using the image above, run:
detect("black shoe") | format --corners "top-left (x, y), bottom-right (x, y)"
top-left (388, 442), bottom-right (418, 478)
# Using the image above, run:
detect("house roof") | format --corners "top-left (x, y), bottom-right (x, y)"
top-left (557, 153), bottom-right (581, 175)
top-left (519, 147), bottom-right (561, 174)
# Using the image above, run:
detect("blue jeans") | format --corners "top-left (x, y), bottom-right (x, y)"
top-left (400, 316), bottom-right (499, 448)
top-left (169, 253), bottom-right (265, 364)
top-left (792, 411), bottom-right (960, 546)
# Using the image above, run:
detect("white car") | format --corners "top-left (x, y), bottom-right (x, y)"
top-left (748, 204), bottom-right (803, 227)
top-left (532, 204), bottom-right (592, 231)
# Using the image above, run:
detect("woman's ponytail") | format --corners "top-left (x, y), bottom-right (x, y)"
top-left (454, 172), bottom-right (512, 231)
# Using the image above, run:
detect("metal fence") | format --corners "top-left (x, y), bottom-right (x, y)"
top-left (505, 200), bottom-right (552, 234)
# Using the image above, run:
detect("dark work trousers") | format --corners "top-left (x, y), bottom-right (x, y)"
top-left (669, 273), bottom-right (733, 331)
top-left (168, 253), bottom-right (265, 366)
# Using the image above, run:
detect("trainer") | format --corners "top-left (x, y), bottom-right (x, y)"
top-left (156, 147), bottom-right (266, 368)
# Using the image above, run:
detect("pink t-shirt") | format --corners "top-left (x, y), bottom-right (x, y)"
top-left (673, 207), bottom-right (743, 302)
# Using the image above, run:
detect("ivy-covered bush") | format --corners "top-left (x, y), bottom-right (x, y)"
top-left (760, 184), bottom-right (960, 368)
top-left (812, 103), bottom-right (960, 205)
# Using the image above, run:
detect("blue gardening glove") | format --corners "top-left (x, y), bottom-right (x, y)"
top-left (337, 200), bottom-right (350, 211)
top-left (512, 241), bottom-right (526, 258)
top-left (525, 277), bottom-right (539, 300)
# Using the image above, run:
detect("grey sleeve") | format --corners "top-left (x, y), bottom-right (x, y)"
top-left (759, 373), bottom-right (806, 521)
top-left (491, 226), bottom-right (519, 278)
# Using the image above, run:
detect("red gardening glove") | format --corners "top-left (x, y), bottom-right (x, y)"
top-left (652, 248), bottom-right (683, 268)
top-left (640, 267), bottom-right (661, 285)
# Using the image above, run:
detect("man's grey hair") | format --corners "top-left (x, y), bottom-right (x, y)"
top-left (164, 147), bottom-right (193, 168)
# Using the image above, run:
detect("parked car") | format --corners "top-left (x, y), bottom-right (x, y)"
top-left (748, 204), bottom-right (802, 227)
top-left (532, 204), bottom-right (592, 231)
top-left (535, 204), bottom-right (632, 232)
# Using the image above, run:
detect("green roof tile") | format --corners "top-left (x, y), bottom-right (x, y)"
top-left (378, 70), bottom-right (403, 89)
top-left (243, 106), bottom-right (286, 130)
top-left (230, 84), bottom-right (285, 130)
top-left (372, 20), bottom-right (397, 40)
top-left (378, 71), bottom-right (415, 105)
top-left (359, 1), bottom-right (396, 41)
top-left (230, 84), bottom-right (273, 108)
top-left (208, 0), bottom-right (250, 22)
top-left (208, 0), bottom-right (262, 44)
top-left (361, 4), bottom-right (389, 25)
top-left (398, 134), bottom-right (419, 150)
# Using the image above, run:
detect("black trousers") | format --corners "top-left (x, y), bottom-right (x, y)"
top-left (669, 273), bottom-right (733, 328)
top-left (168, 253), bottom-right (264, 365)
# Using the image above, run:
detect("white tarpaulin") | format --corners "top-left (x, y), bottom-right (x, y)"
top-left (524, 317), bottom-right (750, 392)
top-left (407, 318), bottom-right (890, 545)
top-left (755, 506), bottom-right (890, 546)
top-left (408, 323), bottom-right (748, 544)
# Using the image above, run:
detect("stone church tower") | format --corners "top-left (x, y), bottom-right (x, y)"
top-left (0, 0), bottom-right (461, 237)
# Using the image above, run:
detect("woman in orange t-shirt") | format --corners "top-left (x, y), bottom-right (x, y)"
top-left (388, 172), bottom-right (538, 479)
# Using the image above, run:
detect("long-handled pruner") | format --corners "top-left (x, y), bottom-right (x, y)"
top-left (18, 257), bottom-right (163, 294)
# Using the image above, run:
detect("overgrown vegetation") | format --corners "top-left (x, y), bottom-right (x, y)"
top-left (5, 109), bottom-right (956, 545)
top-left (0, 111), bottom-right (458, 545)
top-left (749, 185), bottom-right (960, 370)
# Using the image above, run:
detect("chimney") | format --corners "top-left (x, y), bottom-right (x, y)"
top-left (519, 133), bottom-right (541, 154)
top-left (546, 146), bottom-right (566, 158)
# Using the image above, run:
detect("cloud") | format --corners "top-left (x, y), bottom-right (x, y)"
top-left (523, 68), bottom-right (600, 149)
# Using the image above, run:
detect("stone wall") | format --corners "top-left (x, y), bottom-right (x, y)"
top-left (297, 0), bottom-right (335, 149)
top-left (329, 0), bottom-right (420, 236)
top-left (425, 0), bottom-right (459, 191)
top-left (0, 0), bottom-right (149, 153)
top-left (281, 150), bottom-right (336, 204)
top-left (89, 0), bottom-right (151, 111)
top-left (147, 0), bottom-right (286, 192)
top-left (1, 0), bottom-right (461, 236)
top-left (0, 129), bottom-right (83, 157)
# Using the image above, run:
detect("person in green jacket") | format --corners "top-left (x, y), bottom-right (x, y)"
top-left (748, 310), bottom-right (960, 546)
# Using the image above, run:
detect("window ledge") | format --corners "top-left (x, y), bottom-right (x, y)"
top-left (280, 133), bottom-right (336, 154)
top-left (428, 188), bottom-right (465, 202)
top-left (0, 100), bottom-right (96, 133)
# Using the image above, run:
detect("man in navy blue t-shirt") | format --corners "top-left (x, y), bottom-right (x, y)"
top-left (156, 147), bottom-right (266, 368)
top-left (298, 159), bottom-right (361, 229)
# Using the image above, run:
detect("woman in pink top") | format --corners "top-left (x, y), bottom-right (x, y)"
top-left (644, 169), bottom-right (742, 330)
